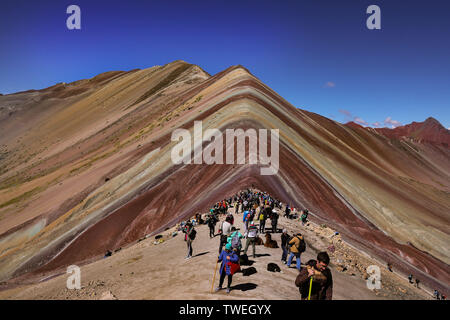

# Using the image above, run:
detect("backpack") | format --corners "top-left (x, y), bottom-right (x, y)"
top-left (231, 232), bottom-right (241, 249)
top-left (243, 211), bottom-right (249, 222)
top-left (296, 235), bottom-right (306, 253)
top-left (189, 228), bottom-right (197, 240)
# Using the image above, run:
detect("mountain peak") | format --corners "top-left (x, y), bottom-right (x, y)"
top-left (423, 117), bottom-right (443, 128)
top-left (373, 117), bottom-right (449, 145)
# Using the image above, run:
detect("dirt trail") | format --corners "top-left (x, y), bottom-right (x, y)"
top-left (0, 205), bottom-right (431, 300)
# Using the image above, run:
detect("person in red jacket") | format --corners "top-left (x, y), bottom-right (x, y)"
top-left (295, 252), bottom-right (333, 300)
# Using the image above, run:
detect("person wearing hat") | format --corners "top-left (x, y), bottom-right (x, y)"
top-left (216, 243), bottom-right (239, 294)
top-left (227, 226), bottom-right (244, 257)
top-left (243, 221), bottom-right (259, 258)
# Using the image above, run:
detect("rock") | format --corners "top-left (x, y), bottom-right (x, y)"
top-left (267, 263), bottom-right (281, 272)
top-left (100, 290), bottom-right (117, 300)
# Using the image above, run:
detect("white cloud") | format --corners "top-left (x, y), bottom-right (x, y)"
top-left (372, 121), bottom-right (382, 127)
top-left (354, 117), bottom-right (369, 126)
top-left (384, 116), bottom-right (402, 128)
top-left (324, 81), bottom-right (335, 88)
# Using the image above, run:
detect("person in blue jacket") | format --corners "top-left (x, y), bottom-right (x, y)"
top-left (243, 210), bottom-right (250, 233)
top-left (215, 243), bottom-right (239, 293)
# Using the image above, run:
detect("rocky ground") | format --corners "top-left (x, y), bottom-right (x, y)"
top-left (0, 203), bottom-right (432, 300)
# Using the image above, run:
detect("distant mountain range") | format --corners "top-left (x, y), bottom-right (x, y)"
top-left (346, 117), bottom-right (449, 145)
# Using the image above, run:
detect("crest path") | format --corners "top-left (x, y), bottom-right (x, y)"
top-left (0, 204), bottom-right (431, 300)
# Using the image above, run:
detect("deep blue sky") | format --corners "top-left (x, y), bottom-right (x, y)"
top-left (0, 0), bottom-right (449, 128)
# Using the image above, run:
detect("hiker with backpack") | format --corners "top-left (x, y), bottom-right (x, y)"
top-left (215, 243), bottom-right (240, 294)
top-left (227, 227), bottom-right (244, 257)
top-left (243, 210), bottom-right (251, 234)
top-left (295, 252), bottom-right (333, 300)
top-left (259, 209), bottom-right (266, 233)
top-left (281, 229), bottom-right (290, 264)
top-left (243, 221), bottom-right (259, 258)
top-left (287, 232), bottom-right (306, 270)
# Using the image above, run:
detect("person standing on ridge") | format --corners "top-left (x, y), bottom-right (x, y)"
top-left (184, 221), bottom-right (196, 259)
top-left (215, 243), bottom-right (240, 294)
top-left (281, 229), bottom-right (290, 264)
top-left (243, 210), bottom-right (250, 234)
top-left (206, 213), bottom-right (218, 238)
top-left (287, 232), bottom-right (306, 270)
top-left (227, 226), bottom-right (244, 257)
top-left (243, 222), bottom-right (259, 258)
top-left (300, 209), bottom-right (309, 226)
top-left (218, 216), bottom-right (232, 254)
top-left (271, 209), bottom-right (279, 233)
top-left (259, 209), bottom-right (266, 233)
top-left (295, 252), bottom-right (333, 300)
top-left (284, 204), bottom-right (291, 218)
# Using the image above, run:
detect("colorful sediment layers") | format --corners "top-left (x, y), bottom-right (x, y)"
top-left (0, 61), bottom-right (448, 294)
